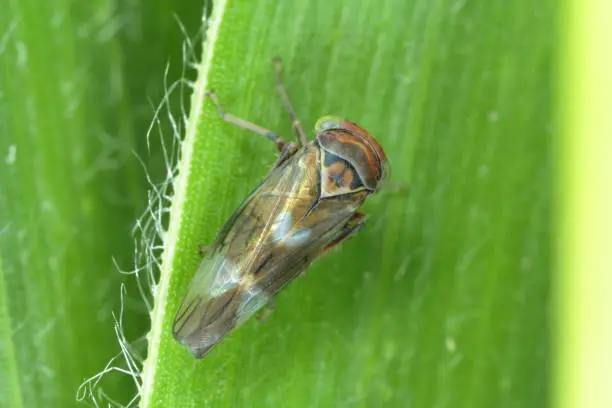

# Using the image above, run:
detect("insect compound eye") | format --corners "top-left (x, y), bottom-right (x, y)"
top-left (314, 116), bottom-right (345, 133)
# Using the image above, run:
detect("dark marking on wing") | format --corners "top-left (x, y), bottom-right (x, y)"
top-left (205, 288), bottom-right (239, 324)
top-left (254, 253), bottom-right (273, 277)
top-left (255, 205), bottom-right (355, 296)
top-left (174, 296), bottom-right (203, 333)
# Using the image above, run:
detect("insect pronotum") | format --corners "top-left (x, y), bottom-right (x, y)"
top-left (173, 58), bottom-right (389, 358)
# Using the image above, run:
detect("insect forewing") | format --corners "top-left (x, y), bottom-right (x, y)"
top-left (173, 147), bottom-right (320, 357)
top-left (173, 142), bottom-right (374, 358)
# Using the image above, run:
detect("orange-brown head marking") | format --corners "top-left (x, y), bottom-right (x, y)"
top-left (315, 116), bottom-right (389, 198)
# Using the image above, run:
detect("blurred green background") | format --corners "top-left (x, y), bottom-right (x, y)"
top-left (0, 0), bottom-right (552, 407)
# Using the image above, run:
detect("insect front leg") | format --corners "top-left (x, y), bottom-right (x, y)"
top-left (205, 90), bottom-right (289, 152)
top-left (272, 58), bottom-right (309, 146)
top-left (322, 211), bottom-right (368, 254)
top-left (380, 181), bottom-right (409, 196)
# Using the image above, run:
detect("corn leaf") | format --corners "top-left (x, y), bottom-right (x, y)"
top-left (141, 0), bottom-right (552, 407)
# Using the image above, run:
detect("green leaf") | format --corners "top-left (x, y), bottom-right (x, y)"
top-left (0, 0), bottom-right (203, 406)
top-left (141, 0), bottom-right (552, 407)
top-left (0, 259), bottom-right (24, 408)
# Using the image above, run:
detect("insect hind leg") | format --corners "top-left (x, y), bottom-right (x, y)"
top-left (256, 297), bottom-right (276, 322)
top-left (272, 58), bottom-right (309, 146)
top-left (205, 90), bottom-right (288, 152)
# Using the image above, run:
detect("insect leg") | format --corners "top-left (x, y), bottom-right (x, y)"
top-left (272, 58), bottom-right (309, 146)
top-left (256, 297), bottom-right (276, 322)
top-left (198, 245), bottom-right (210, 257)
top-left (322, 211), bottom-right (368, 254)
top-left (272, 141), bottom-right (299, 168)
top-left (381, 181), bottom-right (409, 195)
top-left (205, 91), bottom-right (288, 152)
